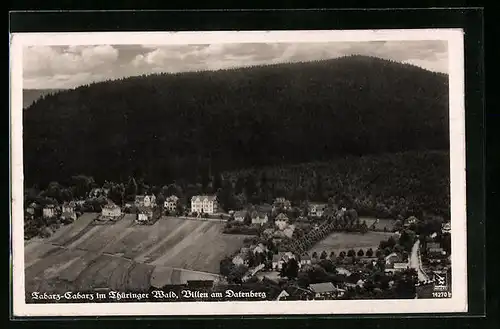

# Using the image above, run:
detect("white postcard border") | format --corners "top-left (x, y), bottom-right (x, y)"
top-left (10, 29), bottom-right (467, 317)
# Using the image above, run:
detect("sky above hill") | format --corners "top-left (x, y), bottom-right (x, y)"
top-left (23, 40), bottom-right (448, 89)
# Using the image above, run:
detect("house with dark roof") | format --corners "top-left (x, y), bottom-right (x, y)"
top-left (309, 203), bottom-right (328, 217)
top-left (164, 195), bottom-right (179, 212)
top-left (275, 213), bottom-right (289, 230)
top-left (62, 201), bottom-right (76, 214)
top-left (427, 242), bottom-right (445, 256)
top-left (277, 286), bottom-right (315, 301)
top-left (89, 188), bottom-right (109, 199)
top-left (135, 195), bottom-right (156, 208)
top-left (404, 216), bottom-right (419, 227)
top-left (250, 210), bottom-right (268, 225)
top-left (234, 210), bottom-right (246, 222)
top-left (255, 204), bottom-right (273, 214)
top-left (299, 254), bottom-right (312, 266)
top-left (272, 252), bottom-right (295, 271)
top-left (385, 252), bottom-right (402, 265)
top-left (101, 203), bottom-right (121, 218)
top-left (309, 282), bottom-right (346, 299)
top-left (441, 222), bottom-right (451, 234)
top-left (42, 204), bottom-right (57, 218)
top-left (137, 206), bottom-right (153, 222)
top-left (61, 202), bottom-right (77, 221)
top-left (191, 195), bottom-right (218, 214)
top-left (273, 198), bottom-right (291, 211)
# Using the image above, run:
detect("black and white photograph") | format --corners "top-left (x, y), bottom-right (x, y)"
top-left (10, 29), bottom-right (467, 316)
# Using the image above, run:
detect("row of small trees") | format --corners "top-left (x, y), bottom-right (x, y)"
top-left (311, 248), bottom-right (376, 261)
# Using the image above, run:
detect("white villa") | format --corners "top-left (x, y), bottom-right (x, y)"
top-left (62, 201), bottom-right (76, 214)
top-left (61, 201), bottom-right (77, 221)
top-left (191, 195), bottom-right (218, 214)
top-left (101, 203), bottom-right (122, 218)
top-left (137, 207), bottom-right (153, 222)
top-left (135, 195), bottom-right (156, 208)
top-left (42, 205), bottom-right (57, 218)
top-left (164, 195), bottom-right (179, 212)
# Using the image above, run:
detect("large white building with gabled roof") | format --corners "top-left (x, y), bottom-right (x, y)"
top-left (191, 195), bottom-right (218, 214)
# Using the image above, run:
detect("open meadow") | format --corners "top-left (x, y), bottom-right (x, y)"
top-left (308, 231), bottom-right (396, 256)
top-left (24, 214), bottom-right (250, 294)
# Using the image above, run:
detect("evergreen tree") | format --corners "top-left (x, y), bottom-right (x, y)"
top-left (125, 177), bottom-right (138, 201)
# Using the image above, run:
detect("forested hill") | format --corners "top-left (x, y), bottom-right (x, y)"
top-left (23, 89), bottom-right (63, 109)
top-left (23, 55), bottom-right (449, 187)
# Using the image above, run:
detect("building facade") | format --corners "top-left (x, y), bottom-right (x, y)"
top-left (42, 205), bottom-right (56, 218)
top-left (191, 195), bottom-right (218, 214)
top-left (102, 204), bottom-right (122, 217)
top-left (164, 195), bottom-right (179, 212)
top-left (309, 203), bottom-right (328, 217)
top-left (135, 195), bottom-right (157, 208)
top-left (137, 207), bottom-right (153, 222)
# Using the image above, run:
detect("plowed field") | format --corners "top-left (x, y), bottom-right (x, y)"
top-left (24, 214), bottom-right (249, 295)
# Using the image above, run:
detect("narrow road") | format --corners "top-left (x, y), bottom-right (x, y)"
top-left (410, 240), bottom-right (429, 282)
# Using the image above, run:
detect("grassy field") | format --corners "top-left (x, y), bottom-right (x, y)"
top-left (24, 214), bottom-right (247, 294)
top-left (360, 217), bottom-right (396, 232)
top-left (308, 231), bottom-right (396, 256)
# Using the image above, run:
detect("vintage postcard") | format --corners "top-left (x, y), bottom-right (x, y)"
top-left (10, 29), bottom-right (467, 316)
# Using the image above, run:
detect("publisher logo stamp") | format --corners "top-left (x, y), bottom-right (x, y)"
top-left (433, 271), bottom-right (448, 291)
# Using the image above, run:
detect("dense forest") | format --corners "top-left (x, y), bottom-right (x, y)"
top-left (23, 89), bottom-right (62, 109)
top-left (221, 150), bottom-right (450, 220)
top-left (23, 55), bottom-right (449, 189)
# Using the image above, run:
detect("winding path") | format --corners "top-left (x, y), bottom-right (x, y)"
top-left (409, 240), bottom-right (430, 282)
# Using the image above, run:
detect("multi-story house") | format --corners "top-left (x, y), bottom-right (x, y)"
top-left (42, 204), bottom-right (57, 218)
top-left (164, 195), bottom-right (179, 212)
top-left (309, 203), bottom-right (328, 217)
top-left (137, 206), bottom-right (153, 222)
top-left (135, 195), bottom-right (156, 208)
top-left (101, 203), bottom-right (122, 218)
top-left (62, 201), bottom-right (76, 214)
top-left (61, 201), bottom-right (77, 221)
top-left (191, 195), bottom-right (218, 214)
top-left (251, 211), bottom-right (269, 225)
top-left (275, 213), bottom-right (289, 230)
top-left (273, 197), bottom-right (291, 211)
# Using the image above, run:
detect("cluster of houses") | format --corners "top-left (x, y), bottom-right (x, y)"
top-left (25, 201), bottom-right (80, 222)
top-left (276, 282), bottom-right (346, 300)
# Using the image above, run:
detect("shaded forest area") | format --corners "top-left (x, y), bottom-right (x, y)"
top-left (221, 151), bottom-right (450, 220)
top-left (23, 55), bottom-right (449, 190)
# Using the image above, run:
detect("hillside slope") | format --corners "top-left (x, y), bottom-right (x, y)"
top-left (25, 215), bottom-right (245, 294)
top-left (23, 55), bottom-right (449, 186)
